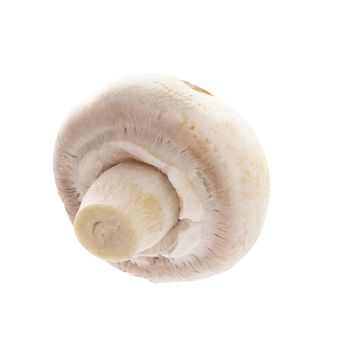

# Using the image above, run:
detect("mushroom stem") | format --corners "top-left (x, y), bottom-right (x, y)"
top-left (73, 160), bottom-right (180, 262)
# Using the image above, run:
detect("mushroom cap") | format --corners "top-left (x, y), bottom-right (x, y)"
top-left (54, 75), bottom-right (270, 282)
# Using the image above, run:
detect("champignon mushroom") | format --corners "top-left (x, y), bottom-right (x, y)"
top-left (54, 75), bottom-right (270, 282)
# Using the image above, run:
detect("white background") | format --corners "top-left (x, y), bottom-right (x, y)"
top-left (0, 1), bottom-right (345, 349)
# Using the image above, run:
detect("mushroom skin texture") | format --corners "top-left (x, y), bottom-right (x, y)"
top-left (54, 75), bottom-right (270, 282)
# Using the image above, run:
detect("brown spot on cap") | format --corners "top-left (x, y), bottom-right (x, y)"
top-left (182, 80), bottom-right (213, 96)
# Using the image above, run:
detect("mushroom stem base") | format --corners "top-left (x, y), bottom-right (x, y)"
top-left (73, 160), bottom-right (179, 262)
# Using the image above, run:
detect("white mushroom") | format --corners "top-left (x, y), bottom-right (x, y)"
top-left (53, 75), bottom-right (270, 282)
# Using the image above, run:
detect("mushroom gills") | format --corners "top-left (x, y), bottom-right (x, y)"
top-left (75, 142), bottom-right (206, 261)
